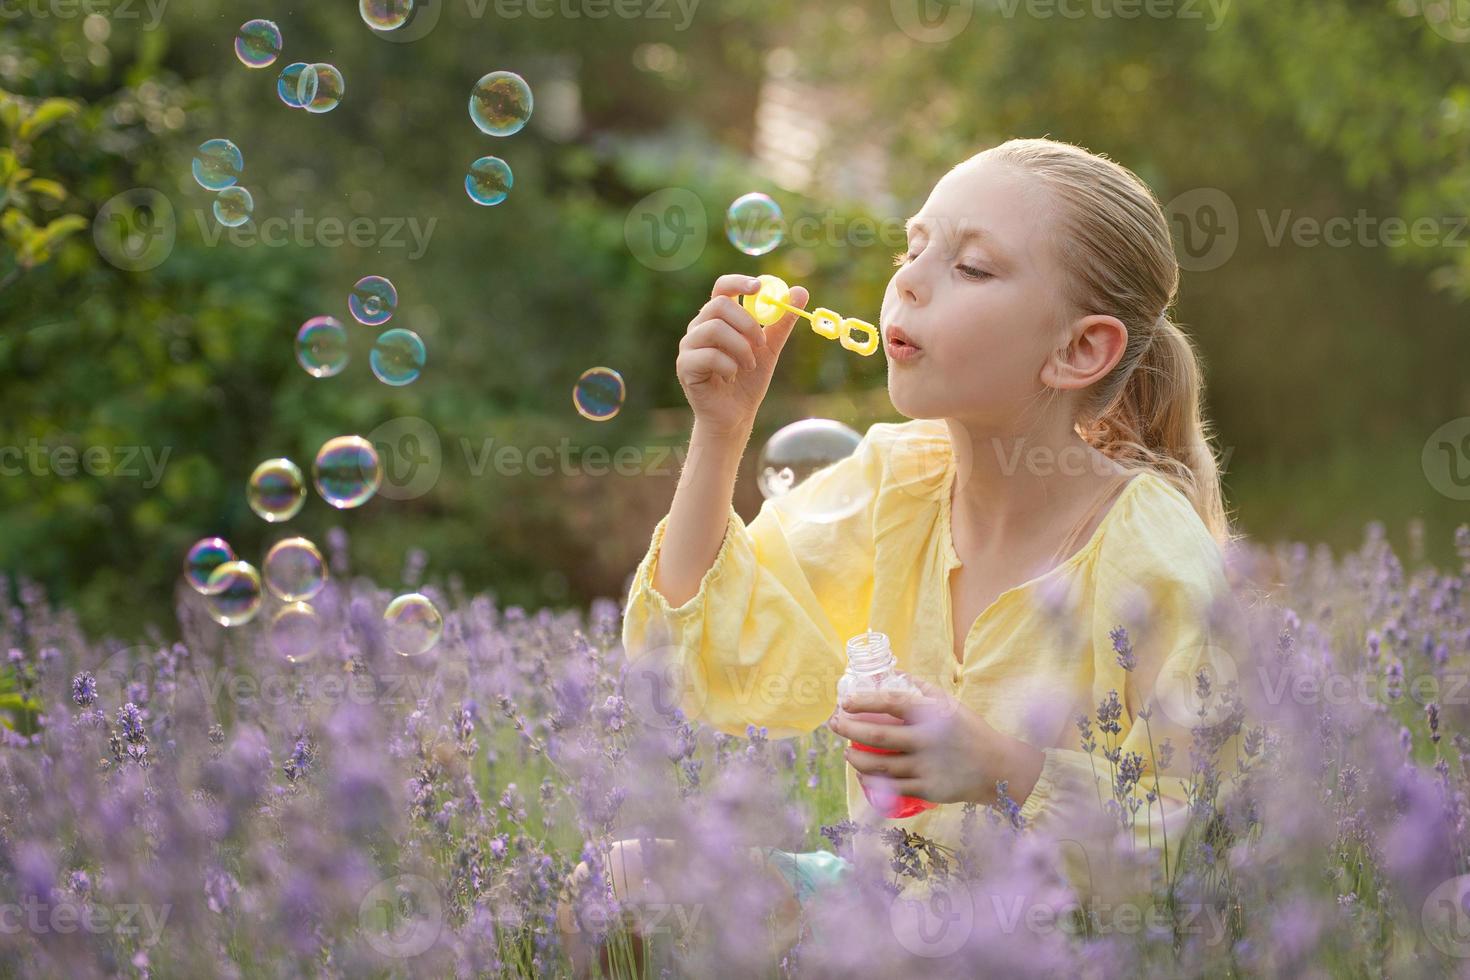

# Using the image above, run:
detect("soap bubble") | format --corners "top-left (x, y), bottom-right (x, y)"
top-left (371, 328), bottom-right (426, 386)
top-left (184, 537), bottom-right (235, 594)
top-left (573, 367), bottom-right (625, 421)
top-left (204, 561), bottom-right (263, 627)
top-left (277, 62), bottom-right (319, 108)
top-left (349, 275), bottom-right (397, 326)
top-left (192, 139), bottom-right (243, 191)
top-left (248, 458), bottom-right (307, 523)
top-left (725, 192), bottom-right (785, 256)
top-left (757, 418), bottom-right (871, 523)
top-left (314, 436), bottom-right (383, 509)
top-left (295, 316), bottom-right (349, 378)
top-left (213, 186), bottom-right (254, 228)
top-left (384, 592), bottom-right (443, 657)
top-left (235, 19), bottom-right (282, 69)
top-left (360, 0), bottom-right (414, 30)
top-left (305, 64), bottom-right (345, 113)
top-left (465, 156), bottom-right (513, 206)
top-left (469, 70), bottom-right (533, 136)
top-left (269, 603), bottom-right (322, 664)
top-left (264, 536), bottom-right (326, 602)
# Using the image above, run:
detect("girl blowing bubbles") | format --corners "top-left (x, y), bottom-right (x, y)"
top-left (558, 137), bottom-right (1248, 970)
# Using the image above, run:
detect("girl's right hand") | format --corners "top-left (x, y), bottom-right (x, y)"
top-left (676, 274), bottom-right (810, 439)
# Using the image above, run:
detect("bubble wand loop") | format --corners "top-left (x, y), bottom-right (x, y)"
top-left (741, 274), bottom-right (880, 357)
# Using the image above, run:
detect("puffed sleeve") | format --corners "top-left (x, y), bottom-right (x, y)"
top-left (1017, 482), bottom-right (1250, 876)
top-left (620, 427), bottom-right (885, 739)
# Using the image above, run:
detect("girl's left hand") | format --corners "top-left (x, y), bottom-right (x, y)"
top-left (825, 676), bottom-right (1044, 807)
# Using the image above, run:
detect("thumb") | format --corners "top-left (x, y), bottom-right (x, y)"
top-left (764, 285), bottom-right (809, 357)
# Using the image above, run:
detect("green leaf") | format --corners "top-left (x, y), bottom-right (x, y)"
top-left (24, 178), bottom-right (66, 202)
top-left (18, 98), bottom-right (80, 142)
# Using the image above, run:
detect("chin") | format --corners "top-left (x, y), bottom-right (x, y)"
top-left (886, 374), bottom-right (945, 422)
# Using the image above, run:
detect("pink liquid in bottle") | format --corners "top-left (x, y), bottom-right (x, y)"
top-left (838, 631), bottom-right (938, 819)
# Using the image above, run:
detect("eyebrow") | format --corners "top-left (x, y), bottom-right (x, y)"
top-left (904, 217), bottom-right (1010, 264)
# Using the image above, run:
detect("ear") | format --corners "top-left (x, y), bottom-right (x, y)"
top-left (1039, 314), bottom-right (1128, 391)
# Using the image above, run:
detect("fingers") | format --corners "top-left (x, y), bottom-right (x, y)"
top-left (677, 346), bottom-right (742, 384)
top-left (692, 295), bottom-right (767, 354)
top-left (682, 318), bottom-right (758, 371)
top-left (844, 744), bottom-right (917, 777)
top-left (711, 273), bottom-right (762, 300)
top-left (831, 716), bottom-right (918, 752)
top-left (840, 689), bottom-right (923, 722)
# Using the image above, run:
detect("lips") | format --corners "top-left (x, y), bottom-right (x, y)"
top-left (885, 325), bottom-right (921, 351)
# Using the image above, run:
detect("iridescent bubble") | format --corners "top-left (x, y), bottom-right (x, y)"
top-left (235, 19), bottom-right (282, 69)
top-left (296, 316), bottom-right (349, 378)
top-left (313, 435), bottom-right (383, 509)
top-left (469, 70), bottom-right (533, 137)
top-left (384, 592), bottom-right (443, 657)
top-left (248, 458), bottom-right (307, 523)
top-left (360, 0), bottom-right (414, 30)
top-left (370, 328), bottom-right (426, 386)
top-left (349, 275), bottom-right (397, 326)
top-left (725, 192), bottom-right (785, 256)
top-left (269, 603), bottom-right (321, 664)
top-left (264, 536), bottom-right (326, 602)
top-left (465, 156), bottom-right (513, 206)
top-left (573, 367), bottom-right (625, 422)
top-left (192, 139), bottom-right (243, 191)
top-left (756, 418), bottom-right (871, 523)
top-left (213, 186), bottom-right (254, 228)
top-left (305, 64), bottom-right (345, 114)
top-left (184, 537), bottom-right (235, 594)
top-left (277, 62), bottom-right (319, 108)
top-left (204, 561), bottom-right (263, 627)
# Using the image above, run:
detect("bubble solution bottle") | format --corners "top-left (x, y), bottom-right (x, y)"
top-left (837, 631), bottom-right (939, 819)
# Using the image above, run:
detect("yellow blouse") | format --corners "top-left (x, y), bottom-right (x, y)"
top-left (621, 418), bottom-right (1246, 893)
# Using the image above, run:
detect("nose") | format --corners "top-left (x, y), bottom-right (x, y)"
top-left (891, 253), bottom-right (927, 309)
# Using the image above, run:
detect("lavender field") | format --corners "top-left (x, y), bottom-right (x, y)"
top-left (0, 520), bottom-right (1464, 978)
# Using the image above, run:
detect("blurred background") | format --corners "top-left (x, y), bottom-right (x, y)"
top-left (3, 0), bottom-right (1469, 639)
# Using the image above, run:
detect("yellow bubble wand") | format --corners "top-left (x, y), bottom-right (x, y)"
top-left (741, 274), bottom-right (880, 357)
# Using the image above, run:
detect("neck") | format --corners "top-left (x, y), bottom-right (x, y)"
top-left (943, 414), bottom-right (1128, 552)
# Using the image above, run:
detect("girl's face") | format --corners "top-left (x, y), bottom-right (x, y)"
top-left (880, 157), bottom-right (1075, 429)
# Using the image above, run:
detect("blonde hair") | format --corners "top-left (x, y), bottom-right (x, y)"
top-left (977, 136), bottom-right (1236, 548)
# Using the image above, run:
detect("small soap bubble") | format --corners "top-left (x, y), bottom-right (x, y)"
top-left (269, 603), bottom-right (322, 664)
top-left (360, 0), bottom-right (414, 30)
top-left (184, 537), bottom-right (235, 594)
top-left (204, 561), bottom-right (263, 627)
top-left (277, 62), bottom-right (319, 108)
top-left (248, 458), bottom-right (307, 523)
top-left (192, 139), bottom-right (243, 191)
top-left (213, 186), bottom-right (254, 228)
top-left (349, 275), bottom-right (397, 326)
top-left (264, 537), bottom-right (326, 602)
top-left (296, 316), bottom-right (349, 378)
top-left (469, 70), bottom-right (533, 136)
top-left (757, 418), bottom-right (871, 523)
top-left (573, 367), bottom-right (625, 422)
top-left (235, 19), bottom-right (282, 69)
top-left (384, 592), bottom-right (443, 657)
top-left (465, 156), bottom-right (513, 206)
top-left (313, 435), bottom-right (383, 509)
top-left (371, 328), bottom-right (426, 386)
top-left (725, 192), bottom-right (785, 256)
top-left (305, 64), bottom-right (345, 113)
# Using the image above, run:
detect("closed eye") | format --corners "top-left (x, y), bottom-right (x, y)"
top-left (892, 250), bottom-right (915, 267)
top-left (957, 264), bottom-right (994, 281)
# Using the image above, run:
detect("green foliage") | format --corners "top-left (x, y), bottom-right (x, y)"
top-left (0, 91), bottom-right (87, 287)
